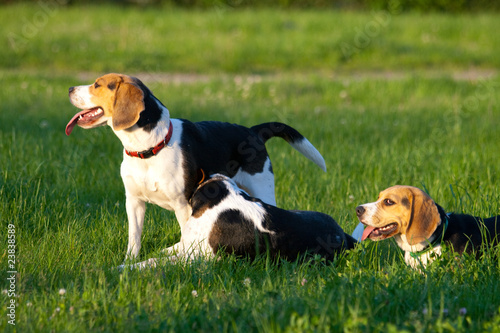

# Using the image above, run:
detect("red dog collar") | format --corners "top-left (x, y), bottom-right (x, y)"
top-left (125, 121), bottom-right (173, 159)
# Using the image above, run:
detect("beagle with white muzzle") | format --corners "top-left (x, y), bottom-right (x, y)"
top-left (126, 174), bottom-right (357, 269)
top-left (67, 73), bottom-right (327, 262)
top-left (355, 185), bottom-right (500, 268)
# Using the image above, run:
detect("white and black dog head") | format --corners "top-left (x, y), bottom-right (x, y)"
top-left (67, 73), bottom-right (165, 136)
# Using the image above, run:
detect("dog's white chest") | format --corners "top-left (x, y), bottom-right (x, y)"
top-left (143, 171), bottom-right (159, 193)
top-left (404, 245), bottom-right (442, 269)
top-left (120, 152), bottom-right (185, 209)
top-left (126, 171), bottom-right (165, 203)
top-left (139, 172), bottom-right (160, 197)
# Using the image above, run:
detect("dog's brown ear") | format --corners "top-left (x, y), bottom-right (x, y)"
top-left (406, 188), bottom-right (441, 245)
top-left (112, 82), bottom-right (144, 131)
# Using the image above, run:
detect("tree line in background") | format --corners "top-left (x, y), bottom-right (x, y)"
top-left (2, 0), bottom-right (500, 12)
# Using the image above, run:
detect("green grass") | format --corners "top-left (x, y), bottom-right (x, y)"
top-left (2, 4), bottom-right (500, 74)
top-left (1, 4), bottom-right (500, 332)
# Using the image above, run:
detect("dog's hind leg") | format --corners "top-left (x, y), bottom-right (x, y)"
top-left (232, 158), bottom-right (276, 206)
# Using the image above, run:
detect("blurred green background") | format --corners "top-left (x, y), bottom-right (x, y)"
top-left (2, 0), bottom-right (500, 11)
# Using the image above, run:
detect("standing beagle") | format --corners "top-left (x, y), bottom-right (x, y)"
top-left (355, 185), bottom-right (500, 268)
top-left (124, 174), bottom-right (356, 269)
top-left (66, 73), bottom-right (327, 261)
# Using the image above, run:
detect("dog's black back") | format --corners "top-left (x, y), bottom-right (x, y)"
top-left (266, 208), bottom-right (357, 260)
top-left (439, 204), bottom-right (500, 255)
top-left (211, 205), bottom-right (357, 261)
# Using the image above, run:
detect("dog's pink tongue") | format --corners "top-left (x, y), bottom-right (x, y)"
top-left (361, 226), bottom-right (376, 241)
top-left (65, 110), bottom-right (87, 136)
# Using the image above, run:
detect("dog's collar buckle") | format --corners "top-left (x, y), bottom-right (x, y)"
top-left (125, 121), bottom-right (173, 159)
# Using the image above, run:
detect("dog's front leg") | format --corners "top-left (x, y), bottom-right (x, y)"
top-left (174, 206), bottom-right (192, 229)
top-left (125, 196), bottom-right (146, 260)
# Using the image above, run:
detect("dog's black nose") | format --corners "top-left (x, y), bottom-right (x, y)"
top-left (355, 205), bottom-right (365, 217)
top-left (68, 87), bottom-right (75, 94)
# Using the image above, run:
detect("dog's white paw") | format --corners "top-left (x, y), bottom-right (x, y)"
top-left (135, 258), bottom-right (158, 269)
top-left (115, 258), bottom-right (158, 271)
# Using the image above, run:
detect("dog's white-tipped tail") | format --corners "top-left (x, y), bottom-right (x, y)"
top-left (250, 122), bottom-right (327, 172)
top-left (290, 138), bottom-right (327, 172)
top-left (351, 222), bottom-right (365, 242)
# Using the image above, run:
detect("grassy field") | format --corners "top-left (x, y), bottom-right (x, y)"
top-left (1, 3), bottom-right (500, 332)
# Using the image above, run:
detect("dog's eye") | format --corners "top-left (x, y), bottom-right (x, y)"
top-left (384, 199), bottom-right (395, 206)
top-left (94, 82), bottom-right (101, 89)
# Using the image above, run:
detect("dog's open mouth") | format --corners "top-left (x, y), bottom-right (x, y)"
top-left (65, 107), bottom-right (104, 136)
top-left (361, 223), bottom-right (398, 241)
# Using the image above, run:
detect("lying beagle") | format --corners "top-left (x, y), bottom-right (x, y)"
top-left (125, 174), bottom-right (356, 269)
top-left (66, 73), bottom-right (327, 261)
top-left (355, 185), bottom-right (500, 268)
